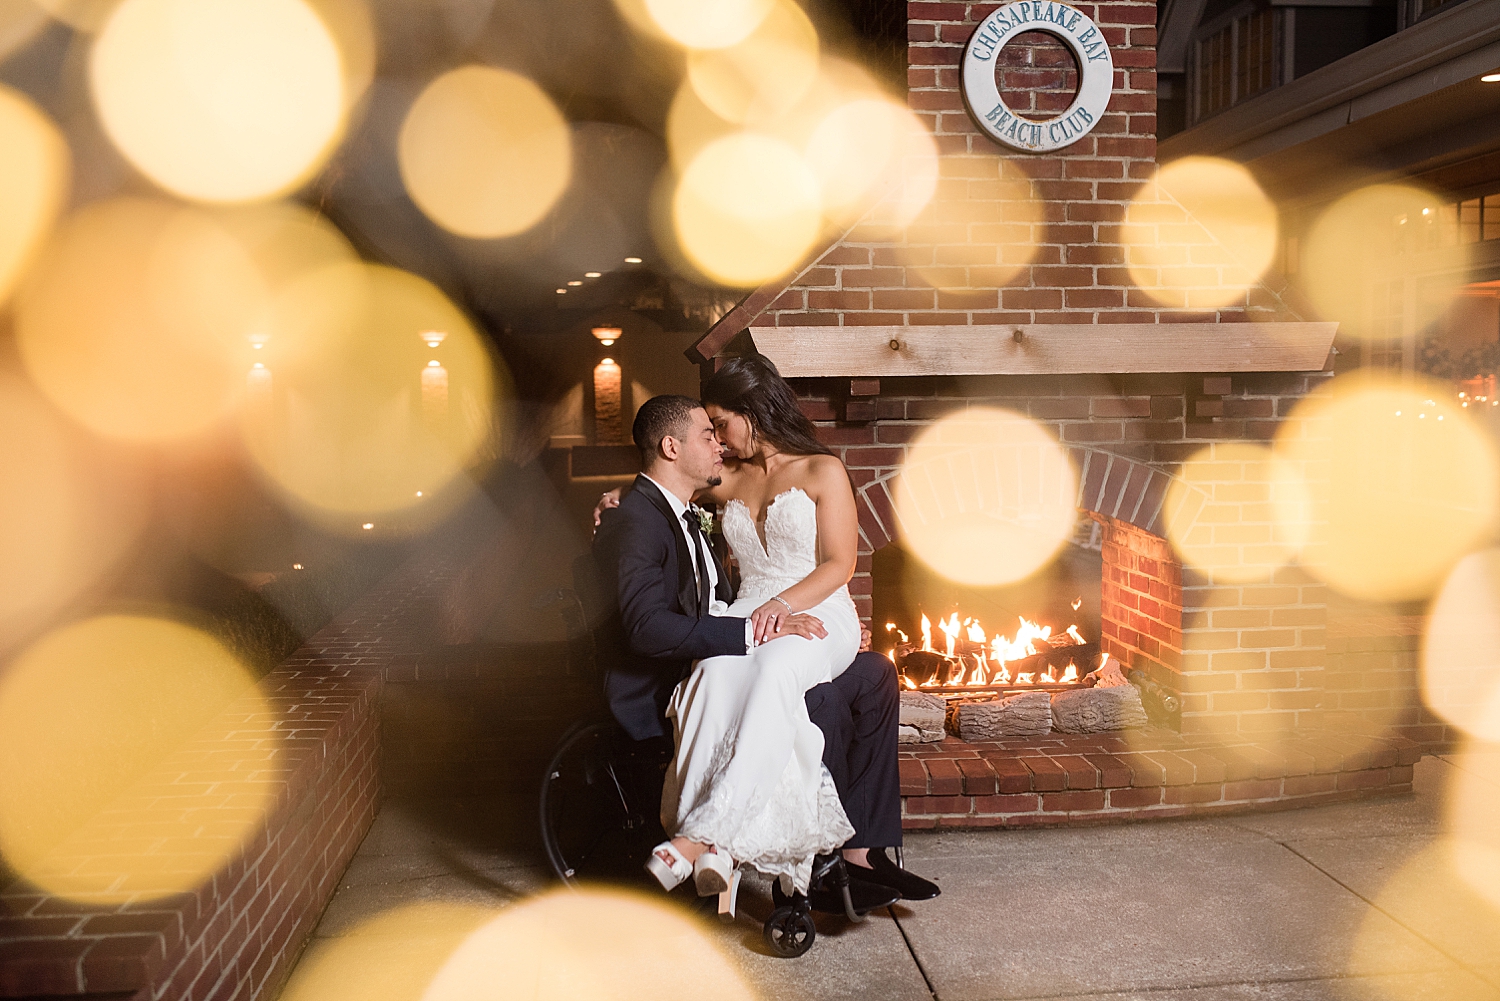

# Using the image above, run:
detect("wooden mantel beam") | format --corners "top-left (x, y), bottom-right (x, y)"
top-left (748, 323), bottom-right (1338, 377)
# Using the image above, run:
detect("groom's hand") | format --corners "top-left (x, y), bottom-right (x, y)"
top-left (766, 613), bottom-right (827, 642)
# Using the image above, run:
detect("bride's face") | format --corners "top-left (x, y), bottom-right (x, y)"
top-left (704, 404), bottom-right (753, 457)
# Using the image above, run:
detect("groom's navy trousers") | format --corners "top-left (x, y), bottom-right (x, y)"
top-left (592, 475), bottom-right (903, 848)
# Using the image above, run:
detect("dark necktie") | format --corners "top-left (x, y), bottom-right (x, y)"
top-left (682, 509), bottom-right (713, 619)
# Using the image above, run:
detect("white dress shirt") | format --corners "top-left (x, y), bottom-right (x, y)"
top-left (641, 474), bottom-right (752, 647)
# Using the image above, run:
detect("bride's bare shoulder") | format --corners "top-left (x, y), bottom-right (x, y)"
top-left (794, 453), bottom-right (851, 494)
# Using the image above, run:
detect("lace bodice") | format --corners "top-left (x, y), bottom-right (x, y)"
top-left (722, 488), bottom-right (822, 604)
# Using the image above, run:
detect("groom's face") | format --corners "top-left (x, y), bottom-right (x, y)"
top-left (671, 407), bottom-right (724, 489)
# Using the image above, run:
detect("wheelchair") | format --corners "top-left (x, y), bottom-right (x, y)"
top-left (536, 555), bottom-right (878, 957)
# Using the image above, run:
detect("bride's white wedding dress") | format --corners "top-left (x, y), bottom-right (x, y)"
top-left (661, 487), bottom-right (860, 893)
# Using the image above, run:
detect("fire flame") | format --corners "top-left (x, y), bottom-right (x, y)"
top-left (893, 609), bottom-right (1091, 691)
top-left (938, 613), bottom-right (960, 658)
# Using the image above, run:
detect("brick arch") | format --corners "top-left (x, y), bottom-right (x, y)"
top-left (853, 446), bottom-right (1208, 552)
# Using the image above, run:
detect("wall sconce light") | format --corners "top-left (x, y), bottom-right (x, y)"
top-left (592, 326), bottom-right (622, 347)
top-left (421, 330), bottom-right (447, 348)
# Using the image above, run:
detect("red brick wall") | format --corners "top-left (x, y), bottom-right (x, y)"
top-left (756, 1), bottom-right (1301, 329)
top-left (1100, 514), bottom-right (1183, 692)
top-left (0, 554), bottom-right (463, 1001)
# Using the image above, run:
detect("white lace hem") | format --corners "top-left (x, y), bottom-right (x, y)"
top-left (672, 735), bottom-right (855, 895)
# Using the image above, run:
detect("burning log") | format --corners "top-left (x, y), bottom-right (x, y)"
top-left (898, 691), bottom-right (946, 743)
top-left (1051, 654), bottom-right (1147, 732)
top-left (1050, 685), bottom-right (1147, 733)
top-left (952, 690), bottom-right (1052, 740)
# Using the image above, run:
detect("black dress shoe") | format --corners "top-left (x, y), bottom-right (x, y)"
top-left (806, 874), bottom-right (900, 915)
top-left (847, 848), bottom-right (941, 901)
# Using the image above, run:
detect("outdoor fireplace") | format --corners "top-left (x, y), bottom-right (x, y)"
top-left (676, 1), bottom-right (1425, 828)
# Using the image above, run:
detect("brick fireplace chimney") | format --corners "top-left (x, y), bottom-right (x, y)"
top-left (689, 1), bottom-right (1340, 739)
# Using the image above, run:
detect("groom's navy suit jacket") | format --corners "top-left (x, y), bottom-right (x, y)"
top-left (592, 472), bottom-right (903, 846)
top-left (592, 475), bottom-right (748, 742)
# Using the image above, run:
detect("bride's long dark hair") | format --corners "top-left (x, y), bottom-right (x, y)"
top-left (701, 353), bottom-right (833, 458)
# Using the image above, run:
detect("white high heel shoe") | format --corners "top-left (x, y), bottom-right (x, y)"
top-left (693, 848), bottom-right (734, 896)
top-left (645, 842), bottom-right (693, 891)
top-left (717, 870), bottom-right (742, 921)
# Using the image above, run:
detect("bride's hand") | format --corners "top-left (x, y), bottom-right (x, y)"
top-left (749, 600), bottom-right (787, 644)
top-left (752, 601), bottom-right (825, 643)
top-left (766, 613), bottom-right (826, 642)
top-left (593, 488), bottom-right (623, 527)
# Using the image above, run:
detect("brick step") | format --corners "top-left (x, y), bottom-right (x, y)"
top-left (899, 727), bottom-right (1421, 829)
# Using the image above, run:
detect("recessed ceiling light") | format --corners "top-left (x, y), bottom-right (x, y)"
top-left (362, 523), bottom-right (374, 530)
top-left (584, 272), bottom-right (601, 278)
top-left (624, 257), bottom-right (642, 264)
top-left (556, 288), bottom-right (566, 294)
top-left (1484, 72), bottom-right (1500, 83)
top-left (567, 280), bottom-right (582, 286)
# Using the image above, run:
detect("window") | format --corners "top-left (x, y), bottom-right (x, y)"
top-left (1366, 280), bottom-right (1405, 370)
top-left (1394, 189), bottom-right (1500, 252)
top-left (1192, 7), bottom-right (1282, 124)
top-left (1460, 198), bottom-right (1482, 244)
top-left (1485, 195), bottom-right (1500, 242)
top-left (1235, 10), bottom-right (1275, 103)
top-left (1197, 27), bottom-right (1232, 118)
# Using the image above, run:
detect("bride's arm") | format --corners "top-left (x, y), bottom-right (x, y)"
top-left (747, 455), bottom-right (857, 642)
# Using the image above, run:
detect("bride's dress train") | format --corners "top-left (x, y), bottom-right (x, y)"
top-left (661, 487), bottom-right (860, 893)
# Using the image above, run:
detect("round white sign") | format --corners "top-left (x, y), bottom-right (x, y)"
top-left (960, 1), bottom-right (1114, 154)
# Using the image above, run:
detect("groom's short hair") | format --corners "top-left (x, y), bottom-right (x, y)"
top-left (633, 394), bottom-right (701, 469)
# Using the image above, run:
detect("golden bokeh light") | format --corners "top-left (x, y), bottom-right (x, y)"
top-left (241, 263), bottom-right (498, 524)
top-left (805, 97), bottom-right (936, 227)
top-left (1345, 837), bottom-right (1500, 997)
top-left (686, 0), bottom-right (817, 124)
top-left (0, 375), bottom-right (147, 651)
top-left (672, 131), bottom-right (822, 286)
top-left (1445, 741), bottom-right (1500, 919)
top-left (90, 0), bottom-right (346, 203)
top-left (1163, 443), bottom-right (1307, 584)
top-left (17, 197), bottom-right (265, 441)
top-left (0, 0), bottom-right (49, 60)
top-left (306, 0), bottom-right (376, 111)
top-left (1274, 373), bottom-right (1499, 601)
top-left (280, 903), bottom-right (499, 1001)
top-left (666, 80), bottom-right (738, 172)
top-left (31, 0), bottom-right (115, 31)
top-left (893, 408), bottom-right (1078, 587)
top-left (425, 887), bottom-right (758, 1001)
top-left (0, 615), bottom-right (277, 901)
top-left (0, 84), bottom-right (69, 309)
top-left (644, 0), bottom-right (771, 50)
top-left (213, 200), bottom-right (363, 371)
top-left (398, 65), bottom-right (572, 239)
top-left (1125, 157), bottom-right (1277, 310)
top-left (1422, 550), bottom-right (1500, 742)
top-left (1302, 183), bottom-right (1471, 336)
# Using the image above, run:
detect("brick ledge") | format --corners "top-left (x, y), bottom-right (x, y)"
top-left (899, 728), bottom-right (1422, 830)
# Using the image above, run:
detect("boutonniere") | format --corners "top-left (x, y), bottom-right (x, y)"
top-left (693, 505), bottom-right (715, 536)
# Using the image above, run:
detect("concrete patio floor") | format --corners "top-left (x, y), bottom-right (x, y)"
top-left (279, 753), bottom-right (1500, 1001)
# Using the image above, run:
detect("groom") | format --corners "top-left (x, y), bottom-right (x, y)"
top-left (592, 394), bottom-right (937, 906)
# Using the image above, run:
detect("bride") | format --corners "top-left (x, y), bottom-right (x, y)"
top-left (613, 354), bottom-right (862, 911)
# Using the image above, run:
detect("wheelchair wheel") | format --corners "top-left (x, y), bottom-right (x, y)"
top-left (764, 906), bottom-right (816, 958)
top-left (539, 720), bottom-right (662, 886)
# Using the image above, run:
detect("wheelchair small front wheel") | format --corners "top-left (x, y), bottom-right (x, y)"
top-left (764, 906), bottom-right (816, 958)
